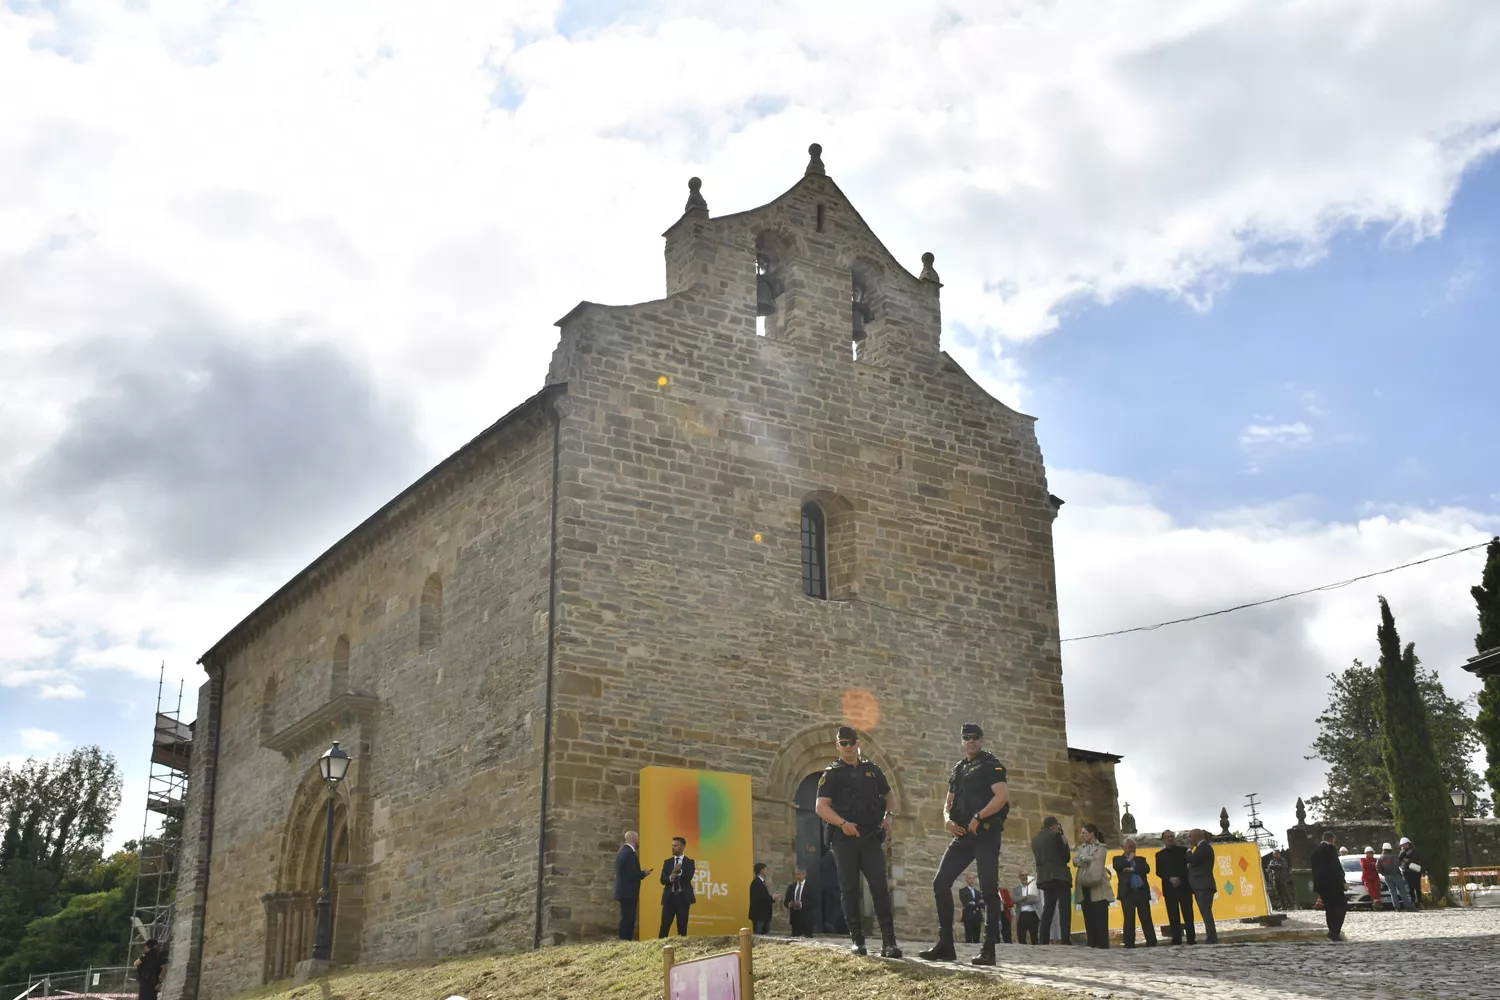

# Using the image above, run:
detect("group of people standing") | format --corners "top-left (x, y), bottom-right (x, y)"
top-left (613, 721), bottom-right (1238, 956)
top-left (1028, 821), bottom-right (1223, 949)
top-left (1310, 831), bottom-right (1427, 941)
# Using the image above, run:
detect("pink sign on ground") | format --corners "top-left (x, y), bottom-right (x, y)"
top-left (668, 951), bottom-right (741, 1000)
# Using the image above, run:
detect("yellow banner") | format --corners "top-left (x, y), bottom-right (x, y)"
top-left (640, 767), bottom-right (755, 938)
top-left (1086, 842), bottom-right (1269, 929)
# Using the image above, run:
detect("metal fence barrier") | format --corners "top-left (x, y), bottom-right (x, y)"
top-left (3, 966), bottom-right (137, 1000)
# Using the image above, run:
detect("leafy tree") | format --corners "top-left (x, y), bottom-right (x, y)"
top-left (0, 747), bottom-right (122, 972)
top-left (1375, 596), bottom-right (1452, 900)
top-left (1307, 660), bottom-right (1487, 821)
top-left (1473, 538), bottom-right (1500, 799)
top-left (0, 851), bottom-right (137, 982)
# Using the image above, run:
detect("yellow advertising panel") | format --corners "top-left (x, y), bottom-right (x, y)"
top-left (639, 767), bottom-right (755, 938)
top-left (1086, 842), bottom-right (1269, 929)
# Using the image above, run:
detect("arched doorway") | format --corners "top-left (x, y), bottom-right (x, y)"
top-left (264, 789), bottom-right (349, 982)
top-left (794, 773), bottom-right (877, 937)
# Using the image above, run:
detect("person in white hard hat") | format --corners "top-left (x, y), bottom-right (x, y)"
top-left (1398, 837), bottom-right (1423, 909)
top-left (1377, 843), bottom-right (1411, 909)
top-left (1360, 847), bottom-right (1382, 907)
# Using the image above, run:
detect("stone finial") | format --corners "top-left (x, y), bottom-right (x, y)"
top-left (1219, 807), bottom-right (1231, 836)
top-left (806, 143), bottom-right (826, 176)
top-left (684, 176), bottom-right (707, 213)
top-left (919, 251), bottom-right (941, 283)
top-left (1120, 802), bottom-right (1137, 837)
top-left (1295, 797), bottom-right (1307, 825)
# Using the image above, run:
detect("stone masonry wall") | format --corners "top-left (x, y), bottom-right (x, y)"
top-left (190, 405), bottom-right (557, 999)
top-left (538, 153), bottom-right (1073, 942)
top-left (1069, 759), bottom-right (1122, 846)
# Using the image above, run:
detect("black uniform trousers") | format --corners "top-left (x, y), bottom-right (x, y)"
top-left (1039, 880), bottom-right (1072, 944)
top-left (617, 898), bottom-right (638, 940)
top-left (830, 833), bottom-right (895, 943)
top-left (1120, 892), bottom-right (1156, 947)
top-left (1194, 889), bottom-right (1218, 943)
top-left (932, 832), bottom-right (1002, 945)
top-left (1163, 886), bottom-right (1195, 944)
top-left (658, 895), bottom-right (691, 938)
top-left (1320, 889), bottom-right (1348, 940)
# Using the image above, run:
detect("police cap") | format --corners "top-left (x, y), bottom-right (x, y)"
top-left (961, 722), bottom-right (983, 739)
top-left (836, 725), bottom-right (858, 742)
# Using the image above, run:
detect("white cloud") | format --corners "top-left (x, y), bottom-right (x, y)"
top-left (2, 0), bottom-right (1499, 847)
top-left (38, 682), bottom-right (86, 700)
top-left (1053, 468), bottom-right (1498, 843)
top-left (19, 728), bottom-right (61, 752)
top-left (1239, 421), bottom-right (1314, 449)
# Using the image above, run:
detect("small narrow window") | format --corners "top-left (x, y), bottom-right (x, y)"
top-left (815, 204), bottom-right (825, 233)
top-left (330, 635), bottom-right (350, 696)
top-left (756, 315), bottom-right (767, 337)
top-left (801, 502), bottom-right (828, 600)
top-left (259, 677), bottom-right (278, 742)
top-left (419, 573), bottom-right (443, 652)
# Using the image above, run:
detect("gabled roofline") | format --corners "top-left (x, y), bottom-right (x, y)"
top-left (198, 382), bottom-right (567, 668)
top-left (1068, 747), bottom-right (1124, 764)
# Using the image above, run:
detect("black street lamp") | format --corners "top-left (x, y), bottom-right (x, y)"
top-left (1450, 788), bottom-right (1473, 870)
top-left (311, 741), bottom-right (351, 963)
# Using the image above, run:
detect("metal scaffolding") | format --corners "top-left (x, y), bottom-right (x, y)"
top-left (127, 666), bottom-right (192, 968)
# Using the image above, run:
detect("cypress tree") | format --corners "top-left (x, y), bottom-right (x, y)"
top-left (1374, 596), bottom-right (1451, 901)
top-left (1473, 538), bottom-right (1500, 798)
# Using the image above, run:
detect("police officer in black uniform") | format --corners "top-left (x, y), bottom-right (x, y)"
top-left (918, 722), bottom-right (1010, 966)
top-left (813, 725), bottom-right (902, 958)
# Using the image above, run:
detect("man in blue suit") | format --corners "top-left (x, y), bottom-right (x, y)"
top-left (613, 830), bottom-right (651, 940)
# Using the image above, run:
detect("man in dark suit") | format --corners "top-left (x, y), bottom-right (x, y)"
top-left (1310, 830), bottom-right (1348, 942)
top-left (613, 831), bottom-right (651, 940)
top-left (1029, 815), bottom-right (1072, 945)
top-left (1186, 829), bottom-right (1218, 944)
top-left (749, 862), bottom-right (780, 934)
top-left (959, 873), bottom-right (985, 943)
top-left (1112, 838), bottom-right (1156, 948)
top-left (659, 836), bottom-right (696, 938)
top-left (784, 868), bottom-right (815, 936)
top-left (1155, 829), bottom-right (1194, 945)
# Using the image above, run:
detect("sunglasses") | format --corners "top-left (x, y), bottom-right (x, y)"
top-left (837, 740), bottom-right (858, 747)
top-left (961, 735), bottom-right (982, 741)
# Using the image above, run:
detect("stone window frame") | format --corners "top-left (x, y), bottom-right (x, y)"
top-left (330, 634), bottom-right (350, 698)
top-left (418, 573), bottom-right (443, 653)
top-left (799, 490), bottom-right (858, 600)
top-left (259, 676), bottom-right (278, 743)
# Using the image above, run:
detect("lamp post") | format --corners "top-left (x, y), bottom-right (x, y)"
top-left (311, 741), bottom-right (351, 963)
top-left (1450, 788), bottom-right (1473, 868)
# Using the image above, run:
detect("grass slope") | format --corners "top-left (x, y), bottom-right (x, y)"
top-left (237, 937), bottom-right (1073, 1000)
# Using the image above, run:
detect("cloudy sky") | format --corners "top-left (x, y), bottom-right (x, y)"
top-left (3, 0), bottom-right (1498, 852)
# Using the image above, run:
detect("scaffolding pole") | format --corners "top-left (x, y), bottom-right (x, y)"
top-left (127, 664), bottom-right (191, 968)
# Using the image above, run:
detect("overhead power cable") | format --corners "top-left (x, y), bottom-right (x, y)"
top-left (829, 537), bottom-right (1494, 644)
top-left (1059, 538), bottom-right (1495, 643)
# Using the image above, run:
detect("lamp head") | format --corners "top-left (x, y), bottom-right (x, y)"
top-left (320, 741), bottom-right (351, 785)
top-left (1451, 788), bottom-right (1466, 809)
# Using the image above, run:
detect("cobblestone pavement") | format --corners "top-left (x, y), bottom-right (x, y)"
top-left (857, 910), bottom-right (1500, 999)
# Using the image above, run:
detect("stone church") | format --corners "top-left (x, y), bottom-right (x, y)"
top-left (164, 144), bottom-right (1119, 1000)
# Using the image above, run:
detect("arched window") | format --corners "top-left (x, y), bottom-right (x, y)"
top-left (259, 676), bottom-right (278, 743)
top-left (418, 574), bottom-right (443, 652)
top-left (330, 635), bottom-right (350, 697)
top-left (801, 502), bottom-right (828, 600)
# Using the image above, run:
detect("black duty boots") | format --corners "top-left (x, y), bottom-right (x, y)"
top-left (971, 936), bottom-right (997, 966)
top-left (918, 930), bottom-right (956, 962)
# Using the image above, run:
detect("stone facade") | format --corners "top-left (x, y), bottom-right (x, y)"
top-left (166, 145), bottom-right (1113, 998)
top-left (1067, 749), bottom-right (1124, 846)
